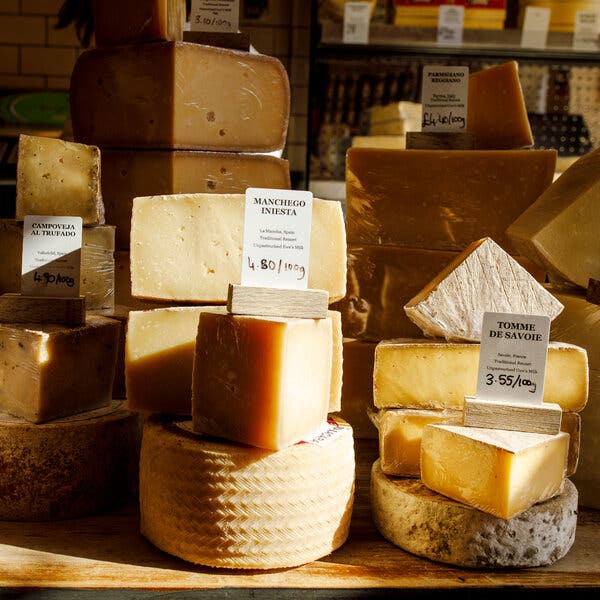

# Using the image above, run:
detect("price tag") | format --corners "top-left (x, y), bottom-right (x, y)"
top-left (343, 1), bottom-right (371, 44)
top-left (520, 6), bottom-right (551, 49)
top-left (437, 5), bottom-right (464, 46)
top-left (573, 11), bottom-right (600, 51)
top-left (189, 0), bottom-right (239, 33)
top-left (476, 312), bottom-right (551, 405)
top-left (21, 215), bottom-right (82, 297)
top-left (421, 65), bottom-right (469, 131)
top-left (241, 188), bottom-right (313, 290)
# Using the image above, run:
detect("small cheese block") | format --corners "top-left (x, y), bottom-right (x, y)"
top-left (0, 220), bottom-right (115, 311)
top-left (561, 411), bottom-right (581, 477)
top-left (92, 0), bottom-right (186, 46)
top-left (0, 315), bottom-right (119, 423)
top-left (97, 304), bottom-right (131, 400)
top-left (374, 339), bottom-right (589, 412)
top-left (140, 416), bottom-right (355, 569)
top-left (192, 312), bottom-right (333, 450)
top-left (366, 101), bottom-right (422, 132)
top-left (467, 61), bottom-right (534, 150)
top-left (16, 134), bottom-right (104, 225)
top-left (404, 237), bottom-right (564, 342)
top-left (377, 409), bottom-right (461, 477)
top-left (345, 147), bottom-right (556, 251)
top-left (507, 146), bottom-right (600, 289)
top-left (371, 460), bottom-right (577, 568)
top-left (70, 42), bottom-right (289, 152)
top-left (0, 402), bottom-right (141, 521)
top-left (421, 424), bottom-right (569, 519)
top-left (130, 194), bottom-right (346, 304)
top-left (101, 149), bottom-right (291, 249)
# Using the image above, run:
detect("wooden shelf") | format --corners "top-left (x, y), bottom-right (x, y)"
top-left (0, 440), bottom-right (598, 596)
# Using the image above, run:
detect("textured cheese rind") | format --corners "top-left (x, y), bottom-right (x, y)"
top-left (561, 412), bottom-right (581, 477)
top-left (130, 194), bottom-right (346, 303)
top-left (139, 416), bottom-right (355, 569)
top-left (404, 237), bottom-right (564, 341)
top-left (373, 338), bottom-right (589, 412)
top-left (370, 460), bottom-right (577, 568)
top-left (0, 401), bottom-right (141, 521)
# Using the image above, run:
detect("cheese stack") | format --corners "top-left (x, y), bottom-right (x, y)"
top-left (369, 236), bottom-right (586, 567)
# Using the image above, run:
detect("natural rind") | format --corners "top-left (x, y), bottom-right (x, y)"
top-left (371, 460), bottom-right (577, 568)
top-left (140, 416), bottom-right (355, 569)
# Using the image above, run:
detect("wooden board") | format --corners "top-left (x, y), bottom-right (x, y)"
top-left (587, 278), bottom-right (600, 305)
top-left (0, 293), bottom-right (85, 325)
top-left (182, 31), bottom-right (250, 51)
top-left (406, 132), bottom-right (476, 150)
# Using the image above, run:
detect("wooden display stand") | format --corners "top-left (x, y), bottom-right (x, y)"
top-left (406, 131), bottom-right (476, 150)
top-left (0, 293), bottom-right (86, 326)
top-left (183, 31), bottom-right (250, 51)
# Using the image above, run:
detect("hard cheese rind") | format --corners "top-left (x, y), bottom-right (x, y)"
top-left (404, 237), bottom-right (564, 341)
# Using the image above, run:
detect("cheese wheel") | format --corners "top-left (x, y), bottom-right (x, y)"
top-left (370, 460), bottom-right (577, 568)
top-left (0, 401), bottom-right (141, 521)
top-left (140, 416), bottom-right (355, 569)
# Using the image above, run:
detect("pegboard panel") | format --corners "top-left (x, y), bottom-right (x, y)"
top-left (569, 66), bottom-right (600, 149)
top-left (519, 64), bottom-right (549, 114)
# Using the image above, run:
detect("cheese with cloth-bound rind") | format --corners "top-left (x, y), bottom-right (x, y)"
top-left (16, 134), bottom-right (104, 225)
top-left (421, 424), bottom-right (569, 519)
top-left (0, 401), bottom-right (141, 521)
top-left (130, 194), bottom-right (346, 304)
top-left (371, 460), bottom-right (577, 568)
top-left (373, 339), bottom-right (589, 412)
top-left (404, 237), bottom-right (564, 341)
top-left (345, 147), bottom-right (555, 251)
top-left (101, 149), bottom-right (290, 250)
top-left (140, 415), bottom-right (355, 569)
top-left (507, 146), bottom-right (600, 289)
top-left (70, 42), bottom-right (289, 152)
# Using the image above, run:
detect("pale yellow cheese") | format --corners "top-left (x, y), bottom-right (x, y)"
top-left (421, 424), bottom-right (569, 519)
top-left (130, 194), bottom-right (346, 304)
top-left (374, 339), bottom-right (589, 412)
top-left (114, 251), bottom-right (166, 311)
top-left (561, 411), bottom-right (581, 477)
top-left (192, 312), bottom-right (333, 450)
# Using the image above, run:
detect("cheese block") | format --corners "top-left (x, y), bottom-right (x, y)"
top-left (467, 61), bottom-right (534, 150)
top-left (345, 147), bottom-right (556, 251)
top-left (70, 42), bottom-right (289, 152)
top-left (366, 101), bottom-right (422, 132)
top-left (0, 401), bottom-right (141, 521)
top-left (421, 424), bottom-right (569, 519)
top-left (16, 134), bottom-right (104, 225)
top-left (0, 315), bottom-right (119, 423)
top-left (404, 237), bottom-right (564, 342)
top-left (561, 411), bottom-right (581, 477)
top-left (371, 460), bottom-right (577, 568)
top-left (328, 310), bottom-right (343, 413)
top-left (507, 147), bottom-right (600, 289)
top-left (192, 312), bottom-right (333, 450)
top-left (101, 149), bottom-right (291, 249)
top-left (92, 0), bottom-right (186, 46)
top-left (140, 416), bottom-right (355, 569)
top-left (0, 220), bottom-right (115, 311)
top-left (114, 251), bottom-right (167, 311)
top-left (374, 339), bottom-right (589, 412)
top-left (130, 194), bottom-right (346, 304)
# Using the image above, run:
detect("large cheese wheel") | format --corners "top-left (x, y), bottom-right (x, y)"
top-left (370, 460), bottom-right (577, 568)
top-left (140, 416), bottom-right (355, 569)
top-left (0, 401), bottom-right (141, 521)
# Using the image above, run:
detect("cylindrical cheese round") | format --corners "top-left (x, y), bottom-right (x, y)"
top-left (140, 416), bottom-right (355, 569)
top-left (370, 460), bottom-right (577, 568)
top-left (0, 401), bottom-right (141, 521)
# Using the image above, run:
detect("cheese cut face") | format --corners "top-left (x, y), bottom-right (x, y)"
top-left (404, 237), bottom-right (564, 342)
top-left (130, 194), bottom-right (346, 304)
top-left (97, 304), bottom-right (131, 400)
top-left (421, 424), bottom-right (569, 519)
top-left (92, 0), bottom-right (186, 46)
top-left (114, 251), bottom-right (169, 311)
top-left (374, 339), bottom-right (589, 412)
top-left (140, 416), bottom-right (355, 569)
top-left (101, 149), bottom-right (291, 249)
top-left (0, 316), bottom-right (119, 423)
top-left (192, 313), bottom-right (333, 450)
top-left (467, 61), bottom-right (534, 150)
top-left (70, 42), bottom-right (289, 152)
top-left (16, 134), bottom-right (104, 225)
top-left (345, 147), bottom-right (556, 251)
top-left (507, 147), bottom-right (600, 289)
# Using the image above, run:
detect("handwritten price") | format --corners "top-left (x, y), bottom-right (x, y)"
top-left (247, 257), bottom-right (306, 281)
top-left (485, 373), bottom-right (536, 394)
top-left (195, 15), bottom-right (232, 27)
top-left (34, 271), bottom-right (75, 288)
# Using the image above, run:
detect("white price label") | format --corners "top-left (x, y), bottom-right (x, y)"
top-left (520, 6), bottom-right (551, 49)
top-left (421, 65), bottom-right (469, 131)
top-left (573, 11), bottom-right (600, 51)
top-left (343, 1), bottom-right (370, 44)
top-left (21, 215), bottom-right (82, 297)
top-left (437, 5), bottom-right (464, 46)
top-left (476, 312), bottom-right (551, 405)
top-left (241, 188), bottom-right (313, 289)
top-left (190, 0), bottom-right (239, 33)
